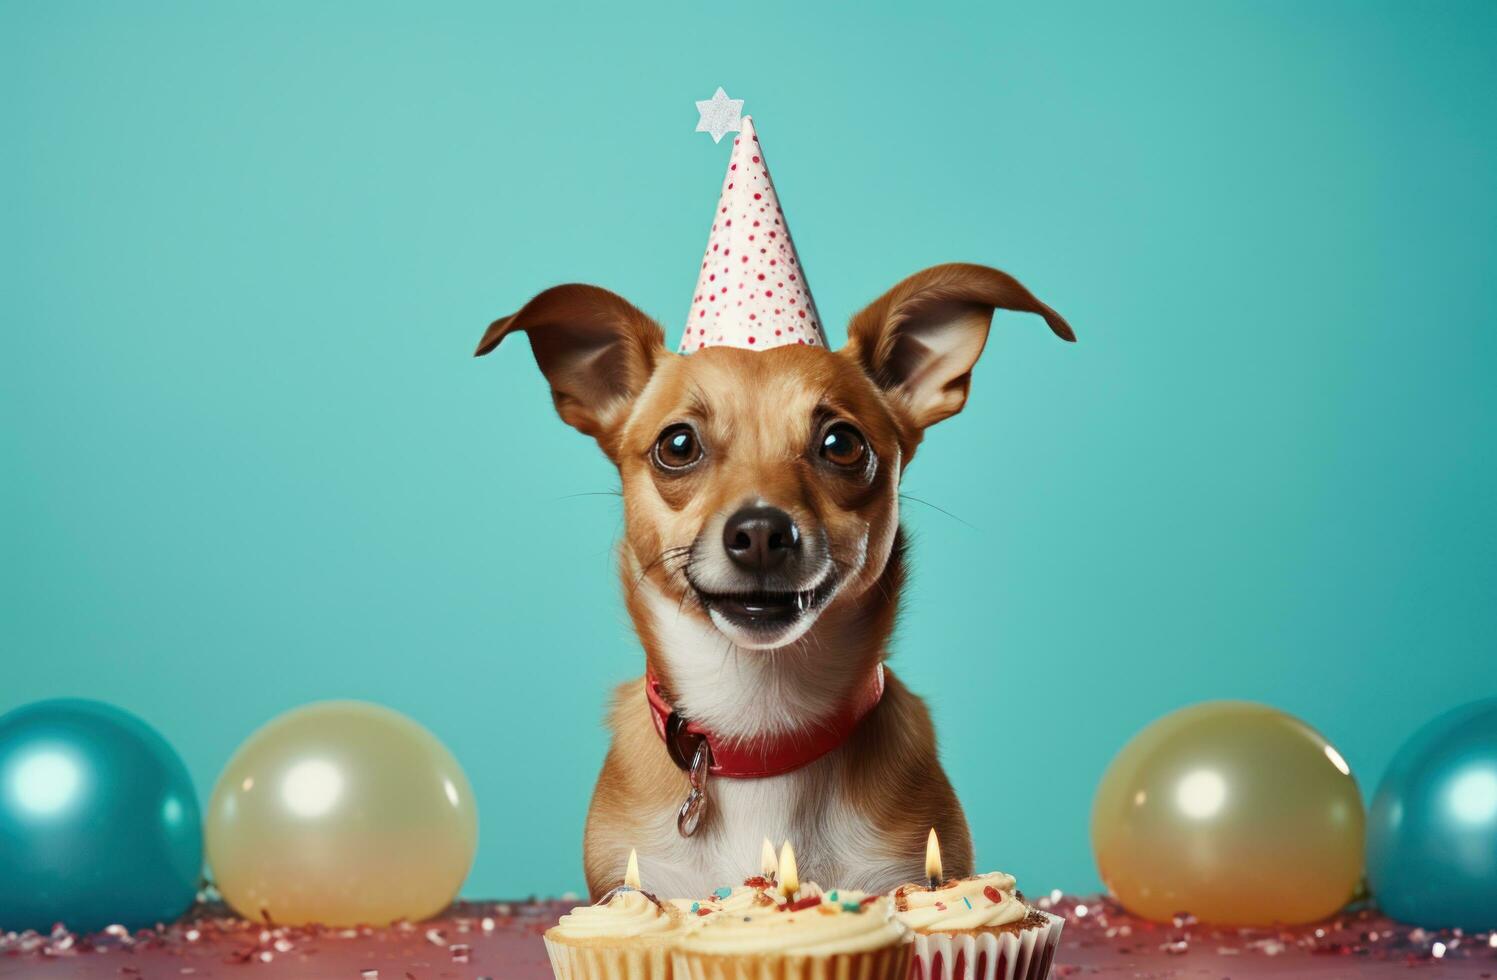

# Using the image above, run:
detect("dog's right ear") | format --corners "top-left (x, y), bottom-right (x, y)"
top-left (475, 284), bottom-right (667, 455)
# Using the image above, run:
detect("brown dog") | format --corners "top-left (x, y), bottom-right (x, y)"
top-left (477, 262), bottom-right (1073, 899)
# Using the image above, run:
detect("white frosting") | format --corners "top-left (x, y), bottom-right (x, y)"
top-left (893, 872), bottom-right (1027, 932)
top-left (678, 885), bottom-right (906, 955)
top-left (674, 883), bottom-right (776, 924)
top-left (548, 889), bottom-right (679, 940)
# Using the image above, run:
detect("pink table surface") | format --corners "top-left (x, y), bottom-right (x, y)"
top-left (4, 896), bottom-right (1495, 979)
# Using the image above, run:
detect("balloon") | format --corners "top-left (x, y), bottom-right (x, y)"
top-left (1367, 698), bottom-right (1497, 930)
top-left (1091, 701), bottom-right (1364, 926)
top-left (0, 699), bottom-right (203, 933)
top-left (206, 701), bottom-right (477, 927)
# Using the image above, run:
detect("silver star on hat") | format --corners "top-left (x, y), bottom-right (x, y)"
top-left (694, 87), bottom-right (744, 143)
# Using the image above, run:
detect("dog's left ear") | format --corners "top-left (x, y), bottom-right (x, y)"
top-left (475, 284), bottom-right (666, 456)
top-left (843, 263), bottom-right (1074, 432)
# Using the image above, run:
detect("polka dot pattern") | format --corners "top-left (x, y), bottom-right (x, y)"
top-left (680, 116), bottom-right (827, 353)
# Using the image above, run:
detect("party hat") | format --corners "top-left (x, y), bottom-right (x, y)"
top-left (681, 116), bottom-right (827, 352)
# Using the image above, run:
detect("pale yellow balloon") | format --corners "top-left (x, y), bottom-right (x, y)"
top-left (1091, 701), bottom-right (1364, 926)
top-left (206, 701), bottom-right (477, 926)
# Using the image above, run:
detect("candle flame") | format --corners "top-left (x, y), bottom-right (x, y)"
top-left (778, 840), bottom-right (799, 897)
top-left (624, 848), bottom-right (641, 890)
top-left (761, 837), bottom-right (779, 879)
top-left (925, 828), bottom-right (943, 884)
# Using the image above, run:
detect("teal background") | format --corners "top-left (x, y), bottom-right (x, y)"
top-left (3, 1), bottom-right (1495, 900)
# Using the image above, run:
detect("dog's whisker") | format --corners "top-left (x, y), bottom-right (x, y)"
top-left (899, 492), bottom-right (978, 530)
top-left (631, 544), bottom-right (695, 595)
top-left (555, 488), bottom-right (625, 501)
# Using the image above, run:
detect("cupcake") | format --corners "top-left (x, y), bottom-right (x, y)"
top-left (673, 843), bottom-right (911, 980)
top-left (892, 831), bottom-right (1063, 980)
top-left (545, 850), bottom-right (686, 980)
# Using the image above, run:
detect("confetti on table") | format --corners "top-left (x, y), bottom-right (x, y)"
top-left (0, 895), bottom-right (1493, 978)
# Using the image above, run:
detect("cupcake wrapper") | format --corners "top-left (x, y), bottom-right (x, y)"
top-left (907, 911), bottom-right (1064, 980)
top-left (544, 936), bottom-right (676, 980)
top-left (674, 942), bottom-right (912, 980)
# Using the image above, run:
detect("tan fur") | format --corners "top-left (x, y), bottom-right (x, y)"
top-left (476, 264), bottom-right (1072, 899)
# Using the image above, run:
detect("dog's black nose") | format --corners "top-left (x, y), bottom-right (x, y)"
top-left (722, 505), bottom-right (800, 573)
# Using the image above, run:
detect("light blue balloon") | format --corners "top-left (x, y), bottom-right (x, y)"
top-left (0, 699), bottom-right (203, 933)
top-left (1368, 698), bottom-right (1497, 930)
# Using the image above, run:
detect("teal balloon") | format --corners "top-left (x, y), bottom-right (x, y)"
top-left (1368, 698), bottom-right (1497, 930)
top-left (0, 699), bottom-right (203, 933)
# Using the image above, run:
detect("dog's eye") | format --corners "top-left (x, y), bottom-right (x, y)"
top-left (654, 424), bottom-right (704, 470)
top-left (820, 423), bottom-right (868, 468)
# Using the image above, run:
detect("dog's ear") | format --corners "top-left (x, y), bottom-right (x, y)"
top-left (842, 263), bottom-right (1074, 432)
top-left (476, 284), bottom-right (667, 453)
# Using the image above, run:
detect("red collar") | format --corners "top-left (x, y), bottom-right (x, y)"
top-left (645, 664), bottom-right (885, 779)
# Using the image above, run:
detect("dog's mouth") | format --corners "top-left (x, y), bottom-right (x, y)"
top-left (690, 573), bottom-right (838, 643)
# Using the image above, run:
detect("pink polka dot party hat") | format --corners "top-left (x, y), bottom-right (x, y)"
top-left (681, 114), bottom-right (827, 353)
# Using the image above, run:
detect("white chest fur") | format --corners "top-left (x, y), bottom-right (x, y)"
top-left (626, 761), bottom-right (922, 899)
top-left (623, 586), bottom-right (922, 896)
